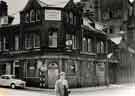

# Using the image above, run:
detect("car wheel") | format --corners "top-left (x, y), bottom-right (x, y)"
top-left (10, 83), bottom-right (16, 89)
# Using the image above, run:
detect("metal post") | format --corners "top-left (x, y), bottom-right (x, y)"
top-left (105, 39), bottom-right (109, 86)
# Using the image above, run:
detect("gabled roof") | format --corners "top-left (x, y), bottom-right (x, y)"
top-left (38, 0), bottom-right (48, 7)
top-left (11, 13), bottom-right (20, 25)
top-left (40, 0), bottom-right (70, 8)
top-left (8, 0), bottom-right (73, 25)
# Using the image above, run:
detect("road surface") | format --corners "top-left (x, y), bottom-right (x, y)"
top-left (0, 84), bottom-right (135, 96)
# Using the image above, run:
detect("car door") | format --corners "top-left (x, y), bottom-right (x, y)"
top-left (0, 76), bottom-right (7, 86)
top-left (4, 76), bottom-right (11, 86)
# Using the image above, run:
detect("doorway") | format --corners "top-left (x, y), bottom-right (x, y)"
top-left (15, 66), bottom-right (20, 78)
top-left (109, 63), bottom-right (117, 84)
top-left (48, 63), bottom-right (59, 88)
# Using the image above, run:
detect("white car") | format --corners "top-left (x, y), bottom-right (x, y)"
top-left (0, 75), bottom-right (26, 89)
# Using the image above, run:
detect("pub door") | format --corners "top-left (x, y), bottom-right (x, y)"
top-left (48, 63), bottom-right (59, 88)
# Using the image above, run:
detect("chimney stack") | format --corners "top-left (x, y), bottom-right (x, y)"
top-left (0, 0), bottom-right (8, 17)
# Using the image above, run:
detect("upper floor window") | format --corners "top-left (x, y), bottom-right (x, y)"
top-left (100, 41), bottom-right (104, 53)
top-left (33, 34), bottom-right (40, 48)
top-left (69, 12), bottom-right (73, 24)
top-left (72, 35), bottom-right (78, 49)
top-left (82, 37), bottom-right (88, 52)
top-left (66, 34), bottom-right (79, 50)
top-left (102, 12), bottom-right (110, 20)
top-left (49, 31), bottom-right (57, 48)
top-left (45, 9), bottom-right (61, 21)
top-left (82, 37), bottom-right (93, 53)
top-left (25, 34), bottom-right (33, 49)
top-left (3, 37), bottom-right (9, 51)
top-left (15, 35), bottom-right (19, 50)
top-left (74, 16), bottom-right (76, 25)
top-left (88, 38), bottom-right (92, 52)
top-left (0, 38), bottom-right (2, 52)
top-left (66, 13), bottom-right (69, 23)
top-left (24, 33), bottom-right (40, 49)
top-left (30, 10), bottom-right (35, 22)
top-left (97, 41), bottom-right (105, 53)
top-left (36, 10), bottom-right (41, 21)
top-left (25, 13), bottom-right (29, 23)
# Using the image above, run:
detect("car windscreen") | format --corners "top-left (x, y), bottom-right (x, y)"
top-left (11, 76), bottom-right (16, 79)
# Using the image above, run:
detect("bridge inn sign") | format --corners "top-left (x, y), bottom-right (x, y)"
top-left (0, 0), bottom-right (119, 88)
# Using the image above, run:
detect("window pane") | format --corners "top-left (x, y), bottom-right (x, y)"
top-left (15, 35), bottom-right (19, 50)
top-left (0, 39), bottom-right (2, 51)
top-left (33, 34), bottom-right (40, 48)
top-left (100, 41), bottom-right (104, 53)
top-left (49, 32), bottom-right (57, 48)
top-left (82, 37), bottom-right (87, 52)
top-left (88, 38), bottom-right (92, 52)
top-left (66, 60), bottom-right (76, 74)
top-left (30, 10), bottom-right (35, 22)
top-left (25, 34), bottom-right (33, 49)
top-left (27, 60), bottom-right (37, 77)
top-left (25, 13), bottom-right (29, 23)
top-left (69, 12), bottom-right (73, 24)
top-left (36, 10), bottom-right (40, 21)
top-left (97, 41), bottom-right (100, 53)
top-left (3, 37), bottom-right (9, 51)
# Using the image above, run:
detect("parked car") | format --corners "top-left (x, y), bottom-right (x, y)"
top-left (0, 75), bottom-right (26, 89)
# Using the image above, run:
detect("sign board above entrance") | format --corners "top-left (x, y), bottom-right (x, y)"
top-left (45, 9), bottom-right (61, 21)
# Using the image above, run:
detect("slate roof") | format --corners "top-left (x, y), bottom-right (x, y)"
top-left (9, 0), bottom-right (72, 25)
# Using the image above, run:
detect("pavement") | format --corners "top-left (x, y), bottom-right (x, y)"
top-left (25, 83), bottom-right (128, 93)
top-left (0, 83), bottom-right (135, 96)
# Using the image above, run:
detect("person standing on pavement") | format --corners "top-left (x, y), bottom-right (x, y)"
top-left (55, 72), bottom-right (70, 96)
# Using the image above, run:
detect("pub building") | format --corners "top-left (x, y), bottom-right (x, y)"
top-left (0, 0), bottom-right (119, 88)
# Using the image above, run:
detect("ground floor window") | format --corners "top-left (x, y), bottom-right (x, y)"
top-left (65, 60), bottom-right (77, 74)
top-left (0, 64), bottom-right (6, 75)
top-left (27, 60), bottom-right (38, 77)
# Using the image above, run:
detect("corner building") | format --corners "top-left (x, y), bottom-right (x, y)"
top-left (0, 0), bottom-right (118, 88)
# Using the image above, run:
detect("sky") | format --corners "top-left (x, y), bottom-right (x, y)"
top-left (4, 0), bottom-right (80, 15)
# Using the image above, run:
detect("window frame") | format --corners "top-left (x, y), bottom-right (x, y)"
top-left (48, 31), bottom-right (58, 48)
top-left (30, 9), bottom-right (36, 22)
top-left (36, 10), bottom-right (41, 21)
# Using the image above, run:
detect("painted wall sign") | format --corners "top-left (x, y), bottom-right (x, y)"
top-left (45, 9), bottom-right (61, 21)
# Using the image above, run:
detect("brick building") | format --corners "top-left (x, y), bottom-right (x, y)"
top-left (0, 0), bottom-right (119, 88)
top-left (96, 0), bottom-right (135, 84)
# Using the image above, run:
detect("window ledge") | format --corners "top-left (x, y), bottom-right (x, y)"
top-left (80, 52), bottom-right (96, 55)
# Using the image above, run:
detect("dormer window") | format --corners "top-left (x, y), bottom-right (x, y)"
top-left (30, 10), bottom-right (35, 22)
top-left (69, 12), bottom-right (73, 24)
top-left (36, 10), bottom-right (41, 21)
top-left (25, 13), bottom-right (29, 23)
